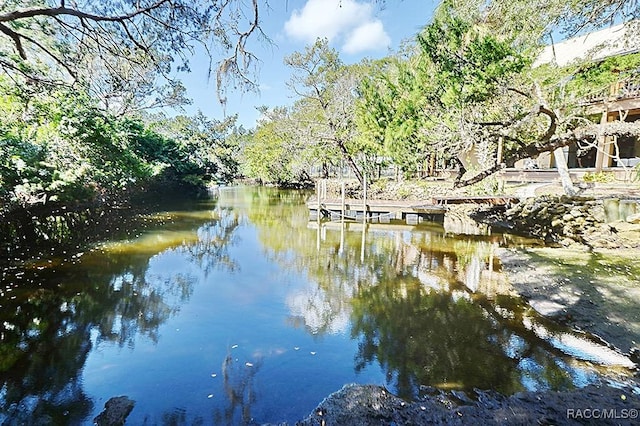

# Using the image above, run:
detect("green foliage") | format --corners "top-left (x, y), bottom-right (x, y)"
top-left (284, 39), bottom-right (365, 183)
top-left (148, 113), bottom-right (241, 185)
top-left (635, 164), bottom-right (640, 183)
top-left (566, 52), bottom-right (640, 98)
top-left (418, 2), bottom-right (528, 107)
top-left (242, 113), bottom-right (309, 185)
top-left (354, 56), bottom-right (434, 175)
top-left (0, 78), bottom-right (238, 211)
top-left (582, 171), bottom-right (614, 183)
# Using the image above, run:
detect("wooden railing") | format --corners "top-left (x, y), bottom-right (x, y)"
top-left (582, 72), bottom-right (640, 104)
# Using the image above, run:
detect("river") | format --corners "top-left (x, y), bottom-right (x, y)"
top-left (0, 186), bottom-right (635, 424)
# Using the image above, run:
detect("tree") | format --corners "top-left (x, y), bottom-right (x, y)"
top-left (0, 0), bottom-right (268, 112)
top-left (148, 113), bottom-right (241, 184)
top-left (285, 39), bottom-right (364, 184)
top-left (355, 53), bottom-right (438, 178)
top-left (456, 0), bottom-right (639, 43)
top-left (242, 106), bottom-right (311, 185)
top-left (414, 0), bottom-right (640, 192)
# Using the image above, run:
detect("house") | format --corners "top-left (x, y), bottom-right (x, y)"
top-left (514, 21), bottom-right (640, 179)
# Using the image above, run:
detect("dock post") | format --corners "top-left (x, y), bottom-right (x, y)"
top-left (360, 175), bottom-right (367, 262)
top-left (341, 181), bottom-right (346, 223)
top-left (316, 180), bottom-right (321, 217)
top-left (362, 174), bottom-right (368, 223)
top-left (316, 180), bottom-right (321, 251)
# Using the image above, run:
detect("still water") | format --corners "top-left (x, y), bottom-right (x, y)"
top-left (0, 186), bottom-right (635, 424)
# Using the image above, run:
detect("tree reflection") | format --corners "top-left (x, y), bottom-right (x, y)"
top-left (0, 287), bottom-right (93, 424)
top-left (212, 352), bottom-right (262, 425)
top-left (0, 202), bottom-right (240, 424)
top-left (350, 277), bottom-right (522, 399)
top-left (227, 187), bottom-right (613, 399)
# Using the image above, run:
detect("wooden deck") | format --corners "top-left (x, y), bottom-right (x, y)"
top-left (308, 199), bottom-right (445, 224)
top-left (432, 196), bottom-right (518, 205)
top-left (307, 196), bottom-right (518, 224)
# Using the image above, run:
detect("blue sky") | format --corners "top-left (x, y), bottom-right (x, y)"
top-left (177, 0), bottom-right (439, 129)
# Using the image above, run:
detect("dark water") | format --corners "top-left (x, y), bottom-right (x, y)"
top-left (0, 186), bottom-right (635, 425)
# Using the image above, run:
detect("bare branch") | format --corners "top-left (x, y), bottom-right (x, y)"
top-left (0, 23), bottom-right (27, 59)
top-left (0, 1), bottom-right (170, 24)
top-left (455, 121), bottom-right (640, 188)
top-left (537, 105), bottom-right (557, 143)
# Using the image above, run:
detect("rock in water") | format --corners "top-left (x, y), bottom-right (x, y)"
top-left (93, 396), bottom-right (135, 426)
top-left (627, 213), bottom-right (640, 224)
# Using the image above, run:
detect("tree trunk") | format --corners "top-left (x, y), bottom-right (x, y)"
top-left (553, 147), bottom-right (578, 196)
top-left (335, 139), bottom-right (363, 185)
top-left (322, 162), bottom-right (329, 178)
top-left (453, 158), bottom-right (467, 188)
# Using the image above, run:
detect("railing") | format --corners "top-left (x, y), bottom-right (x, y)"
top-left (582, 71), bottom-right (640, 104)
top-left (618, 75), bottom-right (640, 99)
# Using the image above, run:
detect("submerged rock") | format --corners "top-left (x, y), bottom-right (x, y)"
top-left (93, 396), bottom-right (135, 426)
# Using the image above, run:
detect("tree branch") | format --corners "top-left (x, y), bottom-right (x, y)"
top-left (0, 1), bottom-right (170, 24)
top-left (0, 23), bottom-right (26, 59)
top-left (455, 121), bottom-right (640, 188)
top-left (537, 105), bottom-right (557, 143)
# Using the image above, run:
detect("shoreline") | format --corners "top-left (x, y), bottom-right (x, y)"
top-left (294, 382), bottom-right (640, 425)
top-left (290, 193), bottom-right (640, 425)
top-left (287, 243), bottom-right (640, 425)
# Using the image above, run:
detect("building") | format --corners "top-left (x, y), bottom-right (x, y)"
top-left (516, 21), bottom-right (640, 179)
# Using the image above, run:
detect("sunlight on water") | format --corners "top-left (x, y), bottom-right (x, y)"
top-left (99, 229), bottom-right (202, 255)
top-left (524, 318), bottom-right (636, 369)
top-left (0, 186), bottom-right (637, 425)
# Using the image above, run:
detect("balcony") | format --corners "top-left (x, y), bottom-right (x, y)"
top-left (583, 72), bottom-right (640, 105)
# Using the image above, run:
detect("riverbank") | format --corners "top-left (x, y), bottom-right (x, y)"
top-left (0, 180), bottom-right (208, 264)
top-left (497, 247), bottom-right (640, 355)
top-left (290, 181), bottom-right (640, 425)
top-left (295, 382), bottom-right (640, 425)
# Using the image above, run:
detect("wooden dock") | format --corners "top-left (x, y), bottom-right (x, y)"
top-left (432, 196), bottom-right (518, 205)
top-left (307, 196), bottom-right (518, 225)
top-left (308, 199), bottom-right (447, 224)
top-left (308, 179), bottom-right (519, 225)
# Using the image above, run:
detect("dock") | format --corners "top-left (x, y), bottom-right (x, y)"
top-left (308, 198), bottom-right (447, 224)
top-left (432, 196), bottom-right (518, 206)
top-left (307, 196), bottom-right (518, 225)
top-left (308, 179), bottom-right (519, 225)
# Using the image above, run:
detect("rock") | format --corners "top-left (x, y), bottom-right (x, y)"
top-left (569, 208), bottom-right (583, 218)
top-left (591, 206), bottom-right (606, 222)
top-left (472, 195), bottom-right (637, 249)
top-left (296, 383), bottom-right (640, 426)
top-left (627, 213), bottom-right (640, 224)
top-left (93, 396), bottom-right (135, 426)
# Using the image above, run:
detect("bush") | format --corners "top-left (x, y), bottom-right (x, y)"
top-left (582, 171), bottom-right (614, 183)
top-left (0, 81), bottom-right (221, 211)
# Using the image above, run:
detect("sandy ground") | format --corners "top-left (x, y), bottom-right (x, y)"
top-left (497, 247), bottom-right (640, 355)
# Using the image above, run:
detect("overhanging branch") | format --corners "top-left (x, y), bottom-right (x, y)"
top-left (454, 120), bottom-right (640, 188)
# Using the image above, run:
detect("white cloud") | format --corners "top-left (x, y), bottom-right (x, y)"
top-left (283, 0), bottom-right (391, 54)
top-left (342, 21), bottom-right (391, 54)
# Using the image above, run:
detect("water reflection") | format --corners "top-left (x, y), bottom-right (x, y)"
top-left (0, 202), bottom-right (239, 424)
top-left (220, 187), bottom-right (634, 399)
top-left (351, 278), bottom-right (522, 398)
top-left (0, 186), bottom-right (635, 425)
